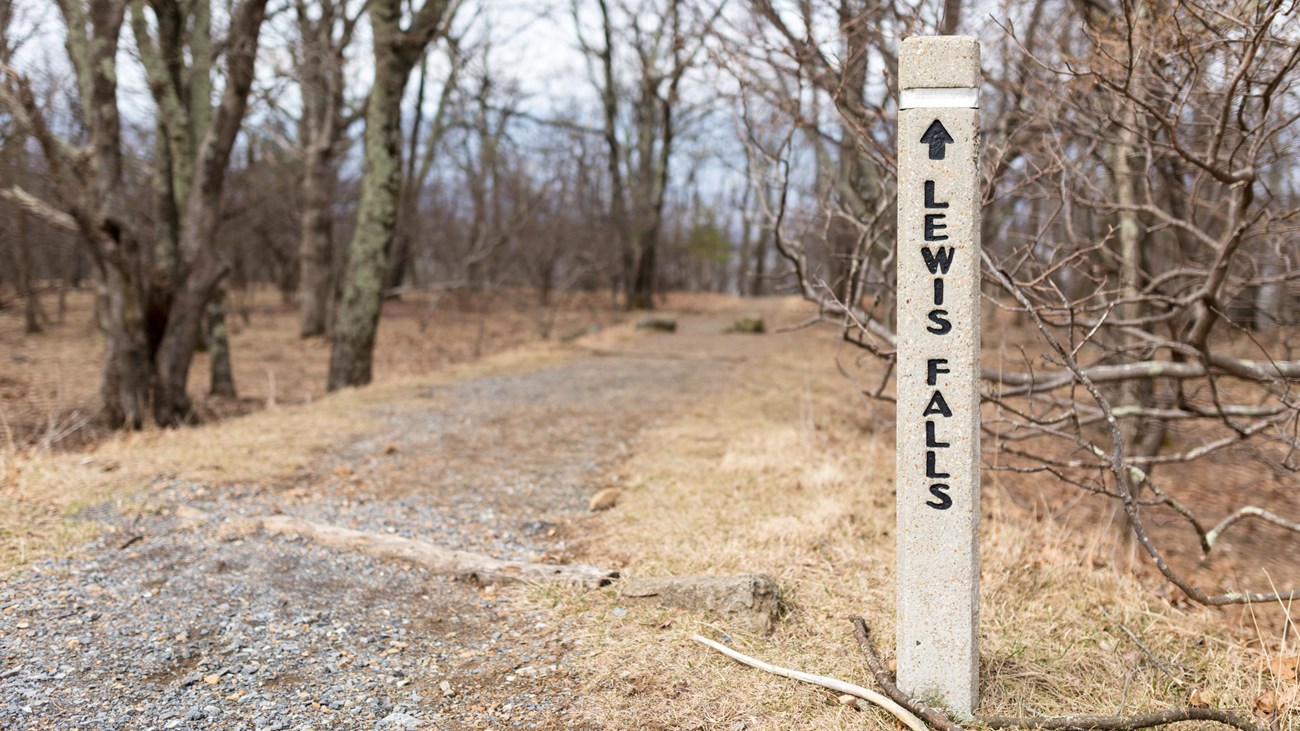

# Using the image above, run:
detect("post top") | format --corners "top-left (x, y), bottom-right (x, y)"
top-left (899, 36), bottom-right (981, 90)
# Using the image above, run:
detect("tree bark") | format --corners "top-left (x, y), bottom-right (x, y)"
top-left (4, 0), bottom-right (266, 428)
top-left (95, 247), bottom-right (152, 430)
top-left (298, 142), bottom-right (336, 337)
top-left (939, 0), bottom-right (963, 34)
top-left (293, 0), bottom-right (357, 337)
top-left (206, 284), bottom-right (236, 397)
top-left (328, 22), bottom-right (404, 388)
top-left (628, 225), bottom-right (659, 310)
top-left (15, 208), bottom-right (43, 334)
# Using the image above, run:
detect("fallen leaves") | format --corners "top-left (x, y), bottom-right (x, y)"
top-left (1255, 654), bottom-right (1300, 718)
top-left (1187, 688), bottom-right (1214, 708)
top-left (1269, 655), bottom-right (1299, 684)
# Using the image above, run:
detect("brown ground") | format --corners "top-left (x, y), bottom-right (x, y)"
top-left (0, 287), bottom-right (621, 451)
top-left (0, 292), bottom-right (1295, 729)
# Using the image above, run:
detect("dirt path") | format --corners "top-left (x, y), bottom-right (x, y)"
top-left (0, 303), bottom-right (787, 730)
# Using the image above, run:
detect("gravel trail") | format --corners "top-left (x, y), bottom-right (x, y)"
top-left (0, 311), bottom-right (768, 730)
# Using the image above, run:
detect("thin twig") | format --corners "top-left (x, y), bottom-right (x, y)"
top-left (1206, 507), bottom-right (1300, 551)
top-left (1117, 625), bottom-right (1188, 688)
top-left (850, 617), bottom-right (967, 731)
top-left (689, 634), bottom-right (928, 731)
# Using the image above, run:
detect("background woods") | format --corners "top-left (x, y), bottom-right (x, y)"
top-left (1, 0), bottom-right (1299, 609)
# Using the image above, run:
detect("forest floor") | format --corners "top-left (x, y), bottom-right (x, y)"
top-left (0, 293), bottom-right (1296, 730)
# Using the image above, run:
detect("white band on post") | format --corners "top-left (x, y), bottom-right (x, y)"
top-left (898, 87), bottom-right (978, 110)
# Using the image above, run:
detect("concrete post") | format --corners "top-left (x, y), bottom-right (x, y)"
top-left (895, 35), bottom-right (981, 716)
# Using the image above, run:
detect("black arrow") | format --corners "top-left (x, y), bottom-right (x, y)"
top-left (920, 120), bottom-right (954, 160)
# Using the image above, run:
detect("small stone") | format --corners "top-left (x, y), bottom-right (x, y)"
top-left (520, 520), bottom-right (556, 535)
top-left (439, 680), bottom-right (454, 697)
top-left (611, 608), bottom-right (628, 618)
top-left (728, 317), bottom-right (765, 334)
top-left (377, 711), bottom-right (421, 729)
top-left (588, 487), bottom-right (621, 512)
top-left (203, 674), bottom-right (220, 685)
top-left (622, 574), bottom-right (784, 634)
top-left (635, 317), bottom-right (677, 332)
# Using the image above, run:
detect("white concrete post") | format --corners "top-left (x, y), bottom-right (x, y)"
top-left (895, 35), bottom-right (981, 716)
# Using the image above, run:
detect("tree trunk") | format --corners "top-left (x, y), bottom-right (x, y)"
top-left (152, 267), bottom-right (216, 425)
top-left (298, 143), bottom-right (335, 337)
top-left (939, 0), bottom-right (963, 34)
top-left (736, 178), bottom-right (754, 297)
top-left (95, 256), bottom-right (152, 430)
top-left (206, 284), bottom-right (236, 397)
top-left (325, 0), bottom-right (452, 388)
top-left (16, 208), bottom-right (43, 334)
top-left (628, 226), bottom-right (658, 310)
top-left (752, 227), bottom-right (770, 296)
top-left (328, 0), bottom-right (409, 391)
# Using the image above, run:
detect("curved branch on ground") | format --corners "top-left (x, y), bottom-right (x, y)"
top-left (690, 633), bottom-right (928, 731)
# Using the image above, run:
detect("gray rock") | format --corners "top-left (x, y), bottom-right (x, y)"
top-left (635, 317), bottom-right (677, 332)
top-left (622, 574), bottom-right (784, 634)
top-left (377, 710), bottom-right (422, 729)
top-left (727, 317), bottom-right (765, 334)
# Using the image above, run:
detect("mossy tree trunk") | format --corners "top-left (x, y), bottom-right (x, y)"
top-left (327, 0), bottom-right (455, 391)
top-left (205, 285), bottom-right (236, 397)
top-left (298, 140), bottom-right (338, 337)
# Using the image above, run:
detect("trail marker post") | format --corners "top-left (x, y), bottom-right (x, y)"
top-left (895, 35), bottom-right (982, 715)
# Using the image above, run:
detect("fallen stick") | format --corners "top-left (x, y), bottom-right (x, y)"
top-left (259, 515), bottom-right (616, 589)
top-left (690, 634), bottom-right (929, 731)
top-left (850, 617), bottom-right (967, 731)
top-left (980, 711), bottom-right (1269, 731)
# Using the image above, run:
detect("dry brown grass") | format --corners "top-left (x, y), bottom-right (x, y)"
top-left (0, 341), bottom-right (584, 572)
top-left (0, 285), bottom-right (622, 573)
top-left (544, 303), bottom-right (1296, 730)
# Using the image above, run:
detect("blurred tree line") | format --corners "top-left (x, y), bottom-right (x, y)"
top-left (0, 0), bottom-right (759, 426)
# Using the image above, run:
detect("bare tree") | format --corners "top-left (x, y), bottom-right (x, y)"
top-left (0, 0), bottom-right (46, 335)
top-left (576, 0), bottom-right (716, 310)
top-left (0, 0), bottom-right (270, 426)
top-left (386, 34), bottom-right (465, 293)
top-left (327, 0), bottom-right (459, 390)
top-left (728, 0), bottom-right (903, 339)
top-left (292, 0), bottom-right (364, 338)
